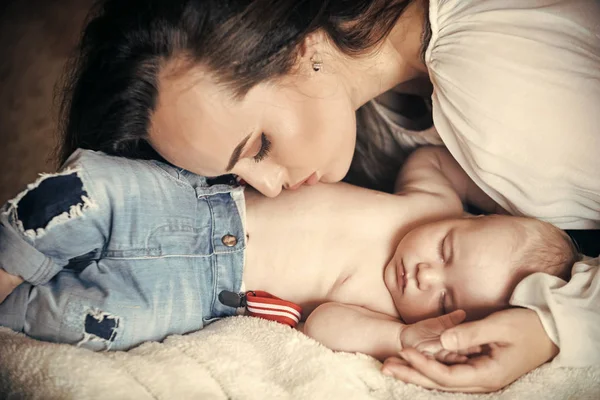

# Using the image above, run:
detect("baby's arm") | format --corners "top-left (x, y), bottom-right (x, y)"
top-left (303, 302), bottom-right (467, 361)
top-left (396, 147), bottom-right (506, 214)
top-left (303, 302), bottom-right (404, 361)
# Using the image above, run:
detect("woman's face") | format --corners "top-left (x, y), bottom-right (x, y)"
top-left (149, 63), bottom-right (357, 197)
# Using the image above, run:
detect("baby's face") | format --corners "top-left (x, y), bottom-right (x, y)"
top-left (384, 216), bottom-right (527, 324)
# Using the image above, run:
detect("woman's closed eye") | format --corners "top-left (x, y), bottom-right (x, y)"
top-left (253, 133), bottom-right (272, 162)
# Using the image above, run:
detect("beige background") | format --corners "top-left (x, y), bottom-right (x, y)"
top-left (0, 0), bottom-right (92, 204)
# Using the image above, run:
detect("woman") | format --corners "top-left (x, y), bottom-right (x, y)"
top-left (57, 0), bottom-right (600, 392)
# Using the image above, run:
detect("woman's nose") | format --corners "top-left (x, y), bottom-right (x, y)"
top-left (245, 169), bottom-right (285, 198)
top-left (250, 179), bottom-right (282, 198)
top-left (416, 263), bottom-right (443, 290)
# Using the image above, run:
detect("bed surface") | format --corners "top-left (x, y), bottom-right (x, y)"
top-left (1, 316), bottom-right (598, 399)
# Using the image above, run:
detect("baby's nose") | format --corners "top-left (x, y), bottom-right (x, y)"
top-left (416, 263), bottom-right (443, 290)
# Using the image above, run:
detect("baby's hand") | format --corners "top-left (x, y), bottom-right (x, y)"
top-left (399, 310), bottom-right (466, 355)
top-left (0, 268), bottom-right (24, 304)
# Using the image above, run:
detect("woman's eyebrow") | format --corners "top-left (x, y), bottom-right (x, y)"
top-left (226, 133), bottom-right (252, 172)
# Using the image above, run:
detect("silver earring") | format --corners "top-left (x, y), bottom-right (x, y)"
top-left (311, 54), bottom-right (323, 72)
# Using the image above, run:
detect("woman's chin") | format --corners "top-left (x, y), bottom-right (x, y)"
top-left (323, 165), bottom-right (351, 184)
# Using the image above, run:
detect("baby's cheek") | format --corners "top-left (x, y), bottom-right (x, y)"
top-left (404, 299), bottom-right (442, 324)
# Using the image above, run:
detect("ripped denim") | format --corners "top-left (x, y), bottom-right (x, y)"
top-left (0, 149), bottom-right (246, 350)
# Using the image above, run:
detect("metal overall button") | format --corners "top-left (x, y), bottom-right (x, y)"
top-left (221, 234), bottom-right (238, 247)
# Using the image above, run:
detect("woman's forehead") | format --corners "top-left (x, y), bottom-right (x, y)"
top-left (150, 69), bottom-right (255, 175)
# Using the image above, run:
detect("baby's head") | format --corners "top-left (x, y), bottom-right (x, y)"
top-left (384, 214), bottom-right (579, 324)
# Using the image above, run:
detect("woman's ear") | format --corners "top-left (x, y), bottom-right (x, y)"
top-left (295, 29), bottom-right (341, 76)
top-left (297, 30), bottom-right (328, 61)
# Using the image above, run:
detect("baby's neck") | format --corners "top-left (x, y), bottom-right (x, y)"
top-left (242, 184), bottom-right (409, 318)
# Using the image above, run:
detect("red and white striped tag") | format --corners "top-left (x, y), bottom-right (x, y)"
top-left (245, 291), bottom-right (303, 328)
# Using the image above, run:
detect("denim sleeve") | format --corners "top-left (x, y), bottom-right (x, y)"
top-left (0, 156), bottom-right (110, 285)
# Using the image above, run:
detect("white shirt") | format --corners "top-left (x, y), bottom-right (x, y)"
top-left (426, 0), bottom-right (600, 229)
top-left (511, 257), bottom-right (600, 367)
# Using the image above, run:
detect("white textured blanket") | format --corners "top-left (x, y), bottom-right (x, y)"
top-left (1, 318), bottom-right (599, 400)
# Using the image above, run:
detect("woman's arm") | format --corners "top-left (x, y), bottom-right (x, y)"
top-left (0, 152), bottom-right (119, 288)
top-left (303, 302), bottom-right (466, 361)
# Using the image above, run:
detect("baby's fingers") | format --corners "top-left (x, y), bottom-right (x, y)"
top-left (434, 350), bottom-right (468, 364)
top-left (458, 345), bottom-right (483, 356)
top-left (415, 339), bottom-right (444, 355)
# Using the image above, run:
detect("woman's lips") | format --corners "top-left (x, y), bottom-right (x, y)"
top-left (289, 172), bottom-right (319, 190)
top-left (305, 172), bottom-right (319, 186)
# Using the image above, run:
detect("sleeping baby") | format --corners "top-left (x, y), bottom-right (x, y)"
top-left (0, 146), bottom-right (578, 360)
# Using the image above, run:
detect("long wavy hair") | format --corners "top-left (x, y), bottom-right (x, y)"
top-left (56, 0), bottom-right (415, 167)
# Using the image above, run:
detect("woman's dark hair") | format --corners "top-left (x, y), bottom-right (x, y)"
top-left (343, 102), bottom-right (409, 192)
top-left (56, 0), bottom-right (414, 165)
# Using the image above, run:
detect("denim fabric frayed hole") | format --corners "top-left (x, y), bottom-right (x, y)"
top-left (77, 309), bottom-right (121, 351)
top-left (7, 169), bottom-right (97, 239)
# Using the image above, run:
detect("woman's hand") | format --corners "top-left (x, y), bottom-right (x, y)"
top-left (399, 309), bottom-right (467, 359)
top-left (382, 308), bottom-right (559, 393)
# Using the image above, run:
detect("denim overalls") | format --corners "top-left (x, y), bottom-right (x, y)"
top-left (0, 149), bottom-right (246, 350)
